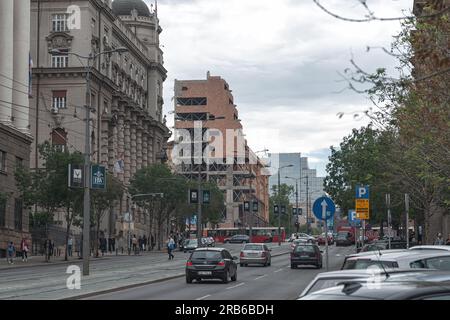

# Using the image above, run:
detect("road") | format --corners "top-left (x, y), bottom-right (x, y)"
top-left (86, 245), bottom-right (355, 300)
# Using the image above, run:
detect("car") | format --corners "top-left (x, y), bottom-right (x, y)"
top-left (239, 243), bottom-right (272, 267)
top-left (201, 237), bottom-right (215, 247)
top-left (290, 243), bottom-right (323, 269)
top-left (357, 241), bottom-right (409, 253)
top-left (290, 238), bottom-right (308, 251)
top-left (341, 250), bottom-right (450, 271)
top-left (290, 233), bottom-right (316, 244)
top-left (409, 245), bottom-right (450, 252)
top-left (224, 235), bottom-right (250, 244)
top-left (185, 248), bottom-right (238, 284)
top-left (183, 239), bottom-right (199, 253)
top-left (299, 269), bottom-right (447, 298)
top-left (299, 280), bottom-right (450, 300)
top-left (317, 233), bottom-right (333, 245)
top-left (335, 232), bottom-right (353, 246)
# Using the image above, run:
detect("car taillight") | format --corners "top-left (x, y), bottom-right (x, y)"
top-left (186, 261), bottom-right (193, 267)
top-left (217, 260), bottom-right (225, 266)
top-left (240, 252), bottom-right (244, 257)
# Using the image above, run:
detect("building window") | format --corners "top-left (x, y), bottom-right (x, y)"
top-left (103, 100), bottom-right (109, 114)
top-left (14, 198), bottom-right (23, 231)
top-left (0, 197), bottom-right (6, 227)
top-left (51, 128), bottom-right (67, 152)
top-left (52, 91), bottom-right (67, 110)
top-left (52, 55), bottom-right (68, 68)
top-left (176, 97), bottom-right (207, 106)
top-left (0, 150), bottom-right (6, 173)
top-left (15, 156), bottom-right (23, 168)
top-left (52, 14), bottom-right (69, 32)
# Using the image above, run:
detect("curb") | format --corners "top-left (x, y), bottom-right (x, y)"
top-left (65, 250), bottom-right (290, 300)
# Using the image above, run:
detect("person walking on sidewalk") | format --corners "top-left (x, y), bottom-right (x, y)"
top-left (67, 236), bottom-right (73, 257)
top-left (434, 233), bottom-right (444, 245)
top-left (20, 238), bottom-right (29, 262)
top-left (7, 241), bottom-right (16, 264)
top-left (167, 237), bottom-right (175, 260)
top-left (132, 235), bottom-right (138, 255)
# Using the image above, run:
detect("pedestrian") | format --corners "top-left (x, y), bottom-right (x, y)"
top-left (20, 238), bottom-right (29, 262)
top-left (132, 235), bottom-right (138, 255)
top-left (446, 235), bottom-right (450, 246)
top-left (167, 237), bottom-right (175, 260)
top-left (44, 238), bottom-right (51, 262)
top-left (101, 238), bottom-right (107, 256)
top-left (7, 241), bottom-right (15, 264)
top-left (67, 236), bottom-right (73, 257)
top-left (151, 234), bottom-right (155, 251)
top-left (143, 235), bottom-right (147, 251)
top-left (112, 237), bottom-right (116, 253)
top-left (108, 237), bottom-right (112, 253)
top-left (138, 236), bottom-right (143, 253)
top-left (434, 233), bottom-right (444, 245)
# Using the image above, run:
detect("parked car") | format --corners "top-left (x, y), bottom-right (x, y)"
top-left (183, 239), bottom-right (199, 253)
top-left (299, 269), bottom-right (445, 298)
top-left (201, 237), bottom-right (215, 247)
top-left (290, 243), bottom-right (323, 269)
top-left (299, 280), bottom-right (450, 300)
top-left (357, 241), bottom-right (408, 253)
top-left (239, 243), bottom-right (272, 267)
top-left (341, 250), bottom-right (450, 271)
top-left (185, 248), bottom-right (238, 284)
top-left (335, 232), bottom-right (353, 246)
top-left (290, 233), bottom-right (316, 244)
top-left (224, 235), bottom-right (250, 244)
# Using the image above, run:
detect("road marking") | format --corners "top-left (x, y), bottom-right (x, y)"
top-left (254, 274), bottom-right (267, 280)
top-left (196, 294), bottom-right (211, 300)
top-left (226, 283), bottom-right (245, 290)
top-left (274, 268), bottom-right (283, 273)
top-left (336, 254), bottom-right (341, 257)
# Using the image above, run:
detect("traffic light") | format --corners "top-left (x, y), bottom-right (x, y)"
top-left (274, 205), bottom-right (279, 214)
top-left (292, 208), bottom-right (297, 215)
top-left (189, 189), bottom-right (198, 204)
top-left (252, 201), bottom-right (258, 212)
top-left (244, 201), bottom-right (250, 212)
top-left (281, 205), bottom-right (286, 215)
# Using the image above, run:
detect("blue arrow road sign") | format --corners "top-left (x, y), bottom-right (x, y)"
top-left (356, 185), bottom-right (370, 199)
top-left (313, 197), bottom-right (336, 221)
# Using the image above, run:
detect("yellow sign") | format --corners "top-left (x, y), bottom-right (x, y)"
top-left (356, 199), bottom-right (370, 220)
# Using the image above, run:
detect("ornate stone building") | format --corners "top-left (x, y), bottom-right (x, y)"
top-left (29, 0), bottom-right (170, 241)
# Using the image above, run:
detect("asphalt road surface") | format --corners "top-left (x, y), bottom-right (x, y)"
top-left (86, 245), bottom-right (355, 300)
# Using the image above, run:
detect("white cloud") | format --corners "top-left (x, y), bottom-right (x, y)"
top-left (146, 0), bottom-right (413, 175)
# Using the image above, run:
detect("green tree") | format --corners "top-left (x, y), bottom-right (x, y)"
top-left (268, 184), bottom-right (294, 234)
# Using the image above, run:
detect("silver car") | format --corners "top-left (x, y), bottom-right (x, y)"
top-left (239, 243), bottom-right (272, 267)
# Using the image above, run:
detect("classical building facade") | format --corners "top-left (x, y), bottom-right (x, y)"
top-left (170, 72), bottom-right (270, 229)
top-left (0, 0), bottom-right (33, 257)
top-left (29, 0), bottom-right (170, 240)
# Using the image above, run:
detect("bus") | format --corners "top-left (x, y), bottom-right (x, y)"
top-left (205, 227), bottom-right (286, 243)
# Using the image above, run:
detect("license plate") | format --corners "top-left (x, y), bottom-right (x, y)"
top-left (300, 255), bottom-right (309, 258)
top-left (198, 271), bottom-right (212, 275)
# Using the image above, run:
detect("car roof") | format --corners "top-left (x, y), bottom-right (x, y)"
top-left (346, 249), bottom-right (450, 263)
top-left (301, 281), bottom-right (450, 300)
top-left (194, 247), bottom-right (225, 252)
top-left (409, 245), bottom-right (450, 252)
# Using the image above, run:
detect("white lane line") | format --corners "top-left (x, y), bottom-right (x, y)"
top-left (196, 294), bottom-right (211, 300)
top-left (336, 254), bottom-right (341, 257)
top-left (226, 283), bottom-right (245, 290)
top-left (254, 274), bottom-right (268, 280)
top-left (274, 268), bottom-right (283, 273)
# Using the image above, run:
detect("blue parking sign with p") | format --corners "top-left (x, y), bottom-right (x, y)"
top-left (348, 210), bottom-right (361, 226)
top-left (356, 185), bottom-right (369, 199)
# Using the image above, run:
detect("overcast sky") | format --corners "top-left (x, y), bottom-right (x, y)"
top-left (144, 0), bottom-right (413, 176)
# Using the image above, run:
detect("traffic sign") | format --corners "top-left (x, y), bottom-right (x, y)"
top-left (91, 165), bottom-right (106, 190)
top-left (356, 185), bottom-right (370, 199)
top-left (356, 199), bottom-right (370, 220)
top-left (312, 197), bottom-right (336, 221)
top-left (348, 210), bottom-right (361, 226)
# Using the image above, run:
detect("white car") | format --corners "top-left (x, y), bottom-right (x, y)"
top-left (409, 245), bottom-right (450, 252)
top-left (290, 238), bottom-right (308, 251)
top-left (290, 233), bottom-right (316, 243)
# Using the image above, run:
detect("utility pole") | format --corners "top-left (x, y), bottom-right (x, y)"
top-left (405, 193), bottom-right (410, 248)
top-left (197, 163), bottom-right (202, 244)
top-left (386, 193), bottom-right (391, 249)
top-left (295, 180), bottom-right (299, 233)
top-left (306, 175), bottom-right (310, 234)
top-left (278, 169), bottom-right (281, 246)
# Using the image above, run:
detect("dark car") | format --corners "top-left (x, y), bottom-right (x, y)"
top-left (224, 235), bottom-right (250, 244)
top-left (335, 232), bottom-right (352, 247)
top-left (185, 248), bottom-right (238, 284)
top-left (299, 281), bottom-right (450, 300)
top-left (291, 243), bottom-right (323, 269)
top-left (183, 239), bottom-right (199, 253)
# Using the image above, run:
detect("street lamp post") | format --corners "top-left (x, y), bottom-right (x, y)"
top-left (51, 47), bottom-right (128, 276)
top-left (277, 165), bottom-right (293, 246)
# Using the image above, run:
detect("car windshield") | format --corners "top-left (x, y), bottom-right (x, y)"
top-left (243, 244), bottom-right (263, 251)
top-left (295, 246), bottom-right (315, 253)
top-left (187, 239), bottom-right (198, 245)
top-left (191, 251), bottom-right (222, 260)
